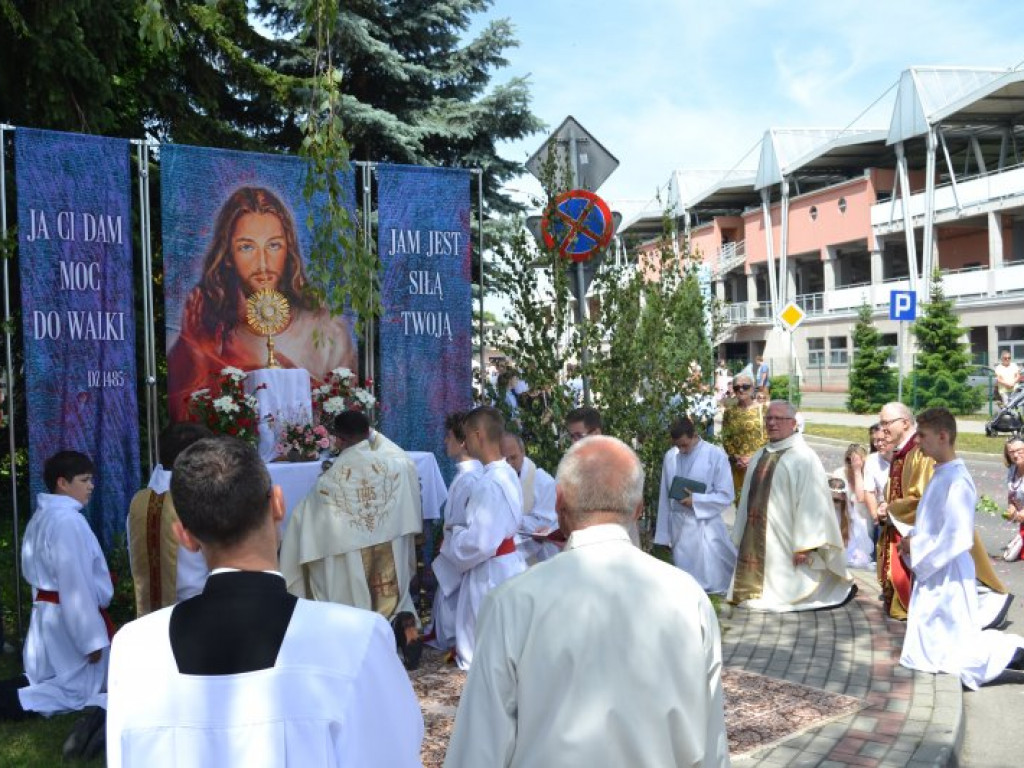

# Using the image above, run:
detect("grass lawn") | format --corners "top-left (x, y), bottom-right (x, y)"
top-left (0, 653), bottom-right (103, 768)
top-left (803, 424), bottom-right (1004, 456)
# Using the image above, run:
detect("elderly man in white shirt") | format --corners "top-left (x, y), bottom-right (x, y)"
top-left (445, 435), bottom-right (729, 768)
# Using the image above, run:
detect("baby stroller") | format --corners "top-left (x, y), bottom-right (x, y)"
top-left (985, 383), bottom-right (1024, 437)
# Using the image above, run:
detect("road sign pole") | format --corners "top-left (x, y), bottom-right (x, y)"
top-left (567, 126), bottom-right (592, 403)
top-left (897, 321), bottom-right (904, 403)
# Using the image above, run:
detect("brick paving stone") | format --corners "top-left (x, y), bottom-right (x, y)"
top-left (859, 741), bottom-right (890, 759)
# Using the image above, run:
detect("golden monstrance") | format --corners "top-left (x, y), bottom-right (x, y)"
top-left (245, 289), bottom-right (291, 368)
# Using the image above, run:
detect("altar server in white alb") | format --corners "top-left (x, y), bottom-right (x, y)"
top-left (107, 436), bottom-right (423, 767)
top-left (436, 405), bottom-right (525, 669)
top-left (898, 408), bottom-right (1024, 689)
top-left (0, 451), bottom-right (112, 720)
top-left (429, 411), bottom-right (484, 651)
top-left (444, 436), bottom-right (730, 768)
top-left (655, 416), bottom-right (737, 594)
top-left (730, 400), bottom-right (854, 612)
top-left (502, 432), bottom-right (559, 563)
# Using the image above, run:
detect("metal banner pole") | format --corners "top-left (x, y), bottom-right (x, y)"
top-left (361, 162), bottom-right (375, 388)
top-left (477, 170), bottom-right (485, 383)
top-left (1, 125), bottom-right (24, 636)
top-left (135, 141), bottom-right (156, 470)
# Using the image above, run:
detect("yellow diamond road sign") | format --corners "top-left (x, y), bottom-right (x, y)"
top-left (778, 301), bottom-right (806, 331)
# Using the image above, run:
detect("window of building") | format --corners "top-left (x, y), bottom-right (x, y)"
top-left (809, 205), bottom-right (818, 221)
top-left (829, 336), bottom-right (848, 367)
top-left (997, 326), bottom-right (1024, 362)
top-left (838, 197), bottom-right (847, 214)
top-left (880, 333), bottom-right (898, 365)
top-left (808, 338), bottom-right (825, 368)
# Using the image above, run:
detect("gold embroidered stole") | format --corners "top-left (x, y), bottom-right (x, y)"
top-left (128, 489), bottom-right (179, 616)
top-left (732, 448), bottom-right (788, 603)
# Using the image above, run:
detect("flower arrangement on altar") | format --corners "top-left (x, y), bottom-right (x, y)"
top-left (186, 366), bottom-right (262, 445)
top-left (311, 367), bottom-right (376, 427)
top-left (276, 421), bottom-right (331, 462)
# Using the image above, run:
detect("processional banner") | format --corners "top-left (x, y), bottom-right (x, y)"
top-left (161, 144), bottom-right (357, 423)
top-left (16, 128), bottom-right (140, 547)
top-left (377, 165), bottom-right (473, 483)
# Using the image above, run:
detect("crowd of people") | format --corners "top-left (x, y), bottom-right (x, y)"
top-left (4, 360), bottom-right (1024, 765)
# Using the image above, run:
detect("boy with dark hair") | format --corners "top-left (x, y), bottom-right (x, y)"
top-left (0, 450), bottom-right (112, 720)
top-left (564, 406), bottom-right (603, 442)
top-left (108, 437), bottom-right (423, 766)
top-left (899, 407), bottom-right (1024, 688)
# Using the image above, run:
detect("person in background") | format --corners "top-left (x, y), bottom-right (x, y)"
top-left (564, 406), bottom-right (602, 444)
top-left (714, 359), bottom-right (731, 405)
top-left (1003, 436), bottom-right (1024, 561)
top-left (994, 351), bottom-right (1021, 408)
top-left (654, 416), bottom-right (736, 594)
top-left (720, 373), bottom-right (766, 505)
top-left (755, 355), bottom-right (770, 397)
top-left (840, 444), bottom-right (874, 569)
top-left (863, 424), bottom-right (892, 556)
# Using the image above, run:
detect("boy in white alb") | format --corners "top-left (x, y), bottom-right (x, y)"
top-left (898, 407), bottom-right (1024, 689)
top-left (0, 451), bottom-right (112, 720)
top-left (438, 406), bottom-right (525, 669)
top-left (429, 411), bottom-right (484, 650)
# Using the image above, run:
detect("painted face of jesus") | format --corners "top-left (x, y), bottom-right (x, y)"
top-left (231, 212), bottom-right (287, 295)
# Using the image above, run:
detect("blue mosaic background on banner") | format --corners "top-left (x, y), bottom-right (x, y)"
top-left (161, 144), bottom-right (357, 421)
top-left (16, 128), bottom-right (140, 548)
top-left (378, 165), bottom-right (473, 484)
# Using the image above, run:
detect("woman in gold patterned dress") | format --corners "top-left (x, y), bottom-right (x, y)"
top-left (720, 373), bottom-right (767, 503)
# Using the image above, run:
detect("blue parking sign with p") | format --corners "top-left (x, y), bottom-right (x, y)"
top-left (890, 290), bottom-right (916, 321)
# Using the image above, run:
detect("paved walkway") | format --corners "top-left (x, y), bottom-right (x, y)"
top-left (724, 571), bottom-right (963, 768)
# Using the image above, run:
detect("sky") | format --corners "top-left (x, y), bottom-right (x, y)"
top-left (473, 0), bottom-right (1024, 222)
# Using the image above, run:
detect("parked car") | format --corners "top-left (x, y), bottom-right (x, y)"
top-left (967, 365), bottom-right (995, 390)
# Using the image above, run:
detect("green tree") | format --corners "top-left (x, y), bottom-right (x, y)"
top-left (256, 0), bottom-right (543, 213)
top-left (908, 272), bottom-right (983, 414)
top-left (847, 302), bottom-right (896, 413)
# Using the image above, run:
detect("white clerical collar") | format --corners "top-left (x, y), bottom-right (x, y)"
top-left (766, 433), bottom-right (802, 452)
top-left (210, 567), bottom-right (284, 578)
top-left (565, 522), bottom-right (632, 550)
top-left (484, 458), bottom-right (510, 472)
top-left (896, 430), bottom-right (916, 453)
top-left (37, 492), bottom-right (84, 513)
top-left (148, 465), bottom-right (172, 494)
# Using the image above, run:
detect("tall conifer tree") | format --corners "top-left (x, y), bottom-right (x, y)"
top-left (847, 303), bottom-right (896, 413)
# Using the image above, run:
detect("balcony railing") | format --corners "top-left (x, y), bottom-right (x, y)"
top-left (794, 292), bottom-right (825, 316)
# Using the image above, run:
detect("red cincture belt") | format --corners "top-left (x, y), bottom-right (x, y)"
top-left (494, 537), bottom-right (516, 557)
top-left (35, 589), bottom-right (116, 640)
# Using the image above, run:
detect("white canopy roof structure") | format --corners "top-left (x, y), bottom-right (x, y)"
top-left (887, 66), bottom-right (1010, 144)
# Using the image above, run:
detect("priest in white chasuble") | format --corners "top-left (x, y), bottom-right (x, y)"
top-left (280, 410), bottom-right (422, 623)
top-left (897, 408), bottom-right (1024, 689)
top-left (654, 416), bottom-right (736, 595)
top-left (501, 432), bottom-right (559, 564)
top-left (729, 400), bottom-right (854, 612)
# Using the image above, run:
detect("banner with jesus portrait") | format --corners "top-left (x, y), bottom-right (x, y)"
top-left (16, 128), bottom-right (139, 547)
top-left (161, 144), bottom-right (357, 422)
top-left (377, 165), bottom-right (473, 479)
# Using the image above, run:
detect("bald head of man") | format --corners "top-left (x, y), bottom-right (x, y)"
top-left (555, 436), bottom-right (644, 535)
